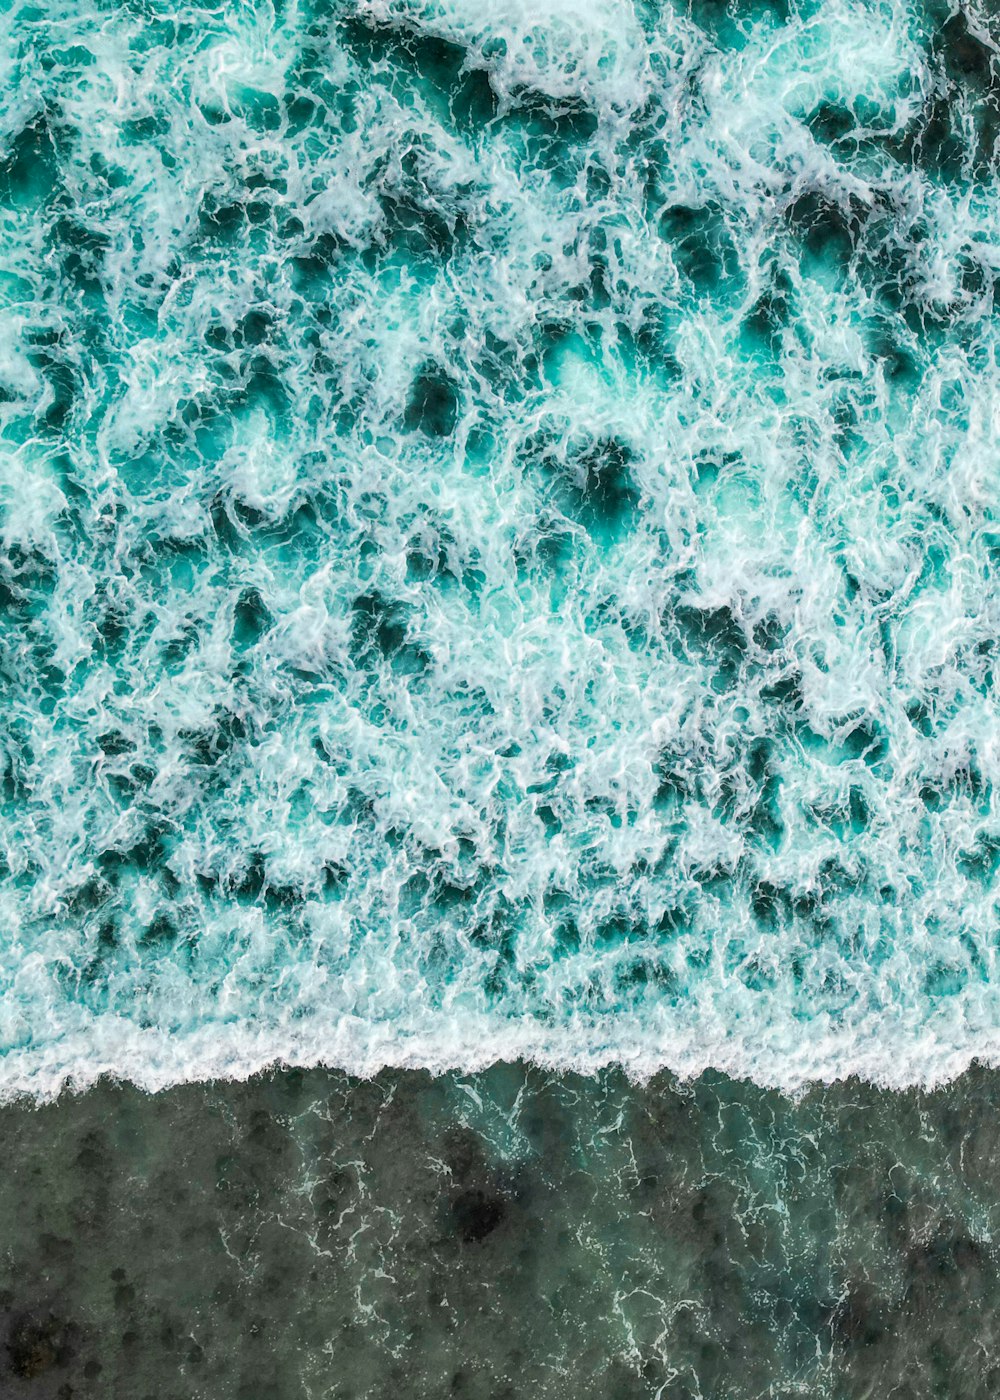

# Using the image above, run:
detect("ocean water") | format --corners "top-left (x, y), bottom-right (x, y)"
top-left (6, 1062), bottom-right (1000, 1398)
top-left (4, 0), bottom-right (1000, 1098)
top-left (4, 0), bottom-right (1000, 1394)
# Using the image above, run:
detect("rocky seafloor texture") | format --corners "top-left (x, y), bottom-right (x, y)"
top-left (5, 1063), bottom-right (1000, 1399)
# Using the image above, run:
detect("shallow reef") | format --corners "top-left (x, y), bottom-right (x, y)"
top-left (4, 1063), bottom-right (1000, 1398)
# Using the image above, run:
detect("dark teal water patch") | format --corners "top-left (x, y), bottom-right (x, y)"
top-left (3, 1065), bottom-right (1000, 1398)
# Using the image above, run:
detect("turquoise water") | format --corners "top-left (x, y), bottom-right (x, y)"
top-left (4, 0), bottom-right (1000, 1095)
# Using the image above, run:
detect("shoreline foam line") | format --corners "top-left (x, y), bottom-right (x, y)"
top-left (4, 1010), bottom-right (1000, 1103)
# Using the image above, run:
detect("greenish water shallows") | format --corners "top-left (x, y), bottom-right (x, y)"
top-left (5, 1063), bottom-right (1000, 1399)
top-left (3, 0), bottom-right (1000, 1093)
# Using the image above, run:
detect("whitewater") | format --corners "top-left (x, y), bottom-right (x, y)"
top-left (2, 0), bottom-right (1000, 1098)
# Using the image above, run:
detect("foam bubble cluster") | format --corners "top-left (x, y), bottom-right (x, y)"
top-left (2, 0), bottom-right (1000, 1096)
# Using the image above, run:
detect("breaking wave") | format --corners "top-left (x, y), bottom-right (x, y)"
top-left (2, 0), bottom-right (1000, 1097)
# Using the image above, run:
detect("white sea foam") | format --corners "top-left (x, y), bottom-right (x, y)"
top-left (2, 0), bottom-right (1000, 1098)
top-left (6, 999), bottom-right (1000, 1104)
